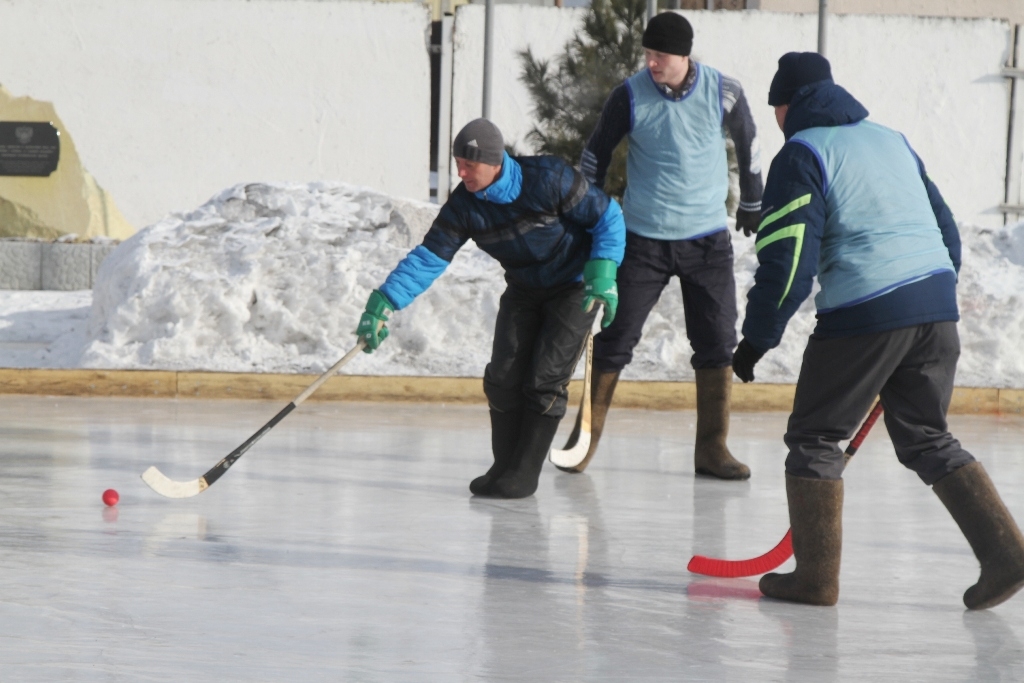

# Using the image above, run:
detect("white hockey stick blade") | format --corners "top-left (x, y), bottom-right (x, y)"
top-left (141, 466), bottom-right (209, 499)
top-left (549, 430), bottom-right (592, 468)
top-left (548, 328), bottom-right (594, 469)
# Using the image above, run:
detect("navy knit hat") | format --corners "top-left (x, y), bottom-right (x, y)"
top-left (642, 13), bottom-right (693, 57)
top-left (768, 52), bottom-right (833, 106)
top-left (453, 118), bottom-right (504, 166)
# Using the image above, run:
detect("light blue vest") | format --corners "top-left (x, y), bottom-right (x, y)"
top-left (791, 121), bottom-right (955, 313)
top-left (623, 64), bottom-right (729, 240)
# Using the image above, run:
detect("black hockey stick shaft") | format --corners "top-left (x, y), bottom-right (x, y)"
top-left (201, 402), bottom-right (297, 486)
top-left (843, 400), bottom-right (884, 465)
top-left (200, 340), bottom-right (366, 487)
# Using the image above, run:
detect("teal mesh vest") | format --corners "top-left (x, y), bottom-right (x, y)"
top-left (623, 64), bottom-right (728, 240)
top-left (791, 121), bottom-right (955, 312)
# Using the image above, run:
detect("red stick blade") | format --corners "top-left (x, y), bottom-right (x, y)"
top-left (687, 530), bottom-right (793, 578)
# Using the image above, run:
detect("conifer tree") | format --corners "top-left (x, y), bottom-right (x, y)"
top-left (518, 0), bottom-right (646, 200)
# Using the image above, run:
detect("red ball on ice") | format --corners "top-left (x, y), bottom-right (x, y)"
top-left (102, 489), bottom-right (120, 507)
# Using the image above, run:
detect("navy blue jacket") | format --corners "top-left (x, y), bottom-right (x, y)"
top-left (741, 82), bottom-right (961, 351)
top-left (380, 153), bottom-right (625, 309)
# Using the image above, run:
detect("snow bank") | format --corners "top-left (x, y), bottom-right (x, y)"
top-left (4, 182), bottom-right (1022, 389)
top-left (82, 183), bottom-right (504, 376)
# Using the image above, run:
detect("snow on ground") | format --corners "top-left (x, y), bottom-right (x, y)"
top-left (1, 181), bottom-right (1023, 387)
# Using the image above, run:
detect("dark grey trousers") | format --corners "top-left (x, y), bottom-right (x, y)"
top-left (785, 321), bottom-right (975, 484)
top-left (483, 280), bottom-right (597, 418)
top-left (593, 230), bottom-right (738, 373)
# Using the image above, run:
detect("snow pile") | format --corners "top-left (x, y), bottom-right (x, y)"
top-left (81, 182), bottom-right (505, 376)
top-left (3, 181), bottom-right (1020, 388)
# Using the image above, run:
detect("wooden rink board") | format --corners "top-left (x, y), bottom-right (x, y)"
top-left (0, 368), bottom-right (1021, 415)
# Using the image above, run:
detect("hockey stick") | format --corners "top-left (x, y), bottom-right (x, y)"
top-left (549, 330), bottom-right (594, 468)
top-left (687, 400), bottom-right (884, 578)
top-left (141, 340), bottom-right (367, 498)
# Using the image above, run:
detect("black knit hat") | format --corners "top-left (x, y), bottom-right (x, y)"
top-left (768, 52), bottom-right (833, 106)
top-left (642, 13), bottom-right (693, 57)
top-left (452, 118), bottom-right (504, 166)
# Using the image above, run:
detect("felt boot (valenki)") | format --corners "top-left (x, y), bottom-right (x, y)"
top-left (470, 409), bottom-right (523, 496)
top-left (760, 475), bottom-right (843, 606)
top-left (491, 410), bottom-right (561, 499)
top-left (933, 461), bottom-right (1024, 610)
top-left (694, 367), bottom-right (750, 480)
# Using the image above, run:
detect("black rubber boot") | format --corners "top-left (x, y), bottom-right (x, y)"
top-left (694, 366), bottom-right (751, 480)
top-left (555, 369), bottom-right (620, 474)
top-left (933, 461), bottom-right (1024, 610)
top-left (469, 409), bottom-right (523, 496)
top-left (491, 411), bottom-right (561, 499)
top-left (760, 475), bottom-right (843, 606)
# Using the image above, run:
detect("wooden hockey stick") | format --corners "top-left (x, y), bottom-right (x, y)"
top-left (141, 340), bottom-right (366, 498)
top-left (548, 330), bottom-right (594, 468)
top-left (687, 401), bottom-right (884, 578)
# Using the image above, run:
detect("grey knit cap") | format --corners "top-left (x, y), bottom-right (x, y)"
top-left (452, 118), bottom-right (504, 166)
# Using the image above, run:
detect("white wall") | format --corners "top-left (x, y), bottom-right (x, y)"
top-left (0, 0), bottom-right (432, 229)
top-left (451, 8), bottom-right (1011, 227)
top-left (452, 6), bottom-right (586, 160)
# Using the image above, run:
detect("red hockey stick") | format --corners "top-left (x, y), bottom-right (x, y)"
top-left (687, 401), bottom-right (884, 578)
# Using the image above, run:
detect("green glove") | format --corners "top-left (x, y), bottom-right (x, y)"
top-left (356, 290), bottom-right (395, 353)
top-left (582, 259), bottom-right (618, 328)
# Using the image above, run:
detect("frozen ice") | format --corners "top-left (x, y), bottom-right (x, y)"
top-left (0, 396), bottom-right (1022, 679)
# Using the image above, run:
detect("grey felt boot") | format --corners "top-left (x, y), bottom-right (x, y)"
top-left (694, 367), bottom-right (750, 480)
top-left (554, 369), bottom-right (620, 474)
top-left (760, 475), bottom-right (843, 606)
top-left (933, 461), bottom-right (1024, 610)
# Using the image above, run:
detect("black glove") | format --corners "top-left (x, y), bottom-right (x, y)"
top-left (734, 208), bottom-right (760, 238)
top-left (732, 339), bottom-right (766, 383)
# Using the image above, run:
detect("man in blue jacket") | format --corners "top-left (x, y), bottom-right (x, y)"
top-left (573, 12), bottom-right (763, 480)
top-left (737, 53), bottom-right (1024, 609)
top-left (356, 119), bottom-right (625, 499)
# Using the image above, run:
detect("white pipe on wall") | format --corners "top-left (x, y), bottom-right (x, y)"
top-left (483, 0), bottom-right (495, 118)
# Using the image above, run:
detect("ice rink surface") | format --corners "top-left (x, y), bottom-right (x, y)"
top-left (1, 395), bottom-right (1023, 681)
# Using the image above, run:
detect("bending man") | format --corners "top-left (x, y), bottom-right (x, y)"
top-left (357, 119), bottom-right (625, 499)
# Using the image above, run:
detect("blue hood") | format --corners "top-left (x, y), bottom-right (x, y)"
top-left (783, 81), bottom-right (869, 140)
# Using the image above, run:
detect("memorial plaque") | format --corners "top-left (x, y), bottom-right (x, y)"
top-left (0, 122), bottom-right (60, 177)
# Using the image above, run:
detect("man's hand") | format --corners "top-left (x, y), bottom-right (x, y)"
top-left (582, 259), bottom-right (618, 328)
top-left (734, 208), bottom-right (761, 238)
top-left (356, 290), bottom-right (395, 353)
top-left (732, 338), bottom-right (766, 383)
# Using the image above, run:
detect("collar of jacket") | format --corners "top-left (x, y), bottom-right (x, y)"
top-left (475, 151), bottom-right (521, 204)
top-left (783, 81), bottom-right (869, 140)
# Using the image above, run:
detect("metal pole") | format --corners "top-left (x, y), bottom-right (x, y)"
top-left (482, 0), bottom-right (494, 118)
top-left (437, 15), bottom-right (455, 203)
top-left (646, 0), bottom-right (656, 26)
top-left (1005, 26), bottom-right (1024, 223)
top-left (706, 0), bottom-right (714, 10)
top-left (817, 0), bottom-right (828, 56)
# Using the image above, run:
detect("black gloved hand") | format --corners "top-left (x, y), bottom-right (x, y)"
top-left (732, 338), bottom-right (766, 383)
top-left (734, 208), bottom-right (761, 238)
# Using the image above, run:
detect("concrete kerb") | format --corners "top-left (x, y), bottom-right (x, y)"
top-left (0, 368), bottom-right (1020, 415)
top-left (0, 240), bottom-right (118, 290)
